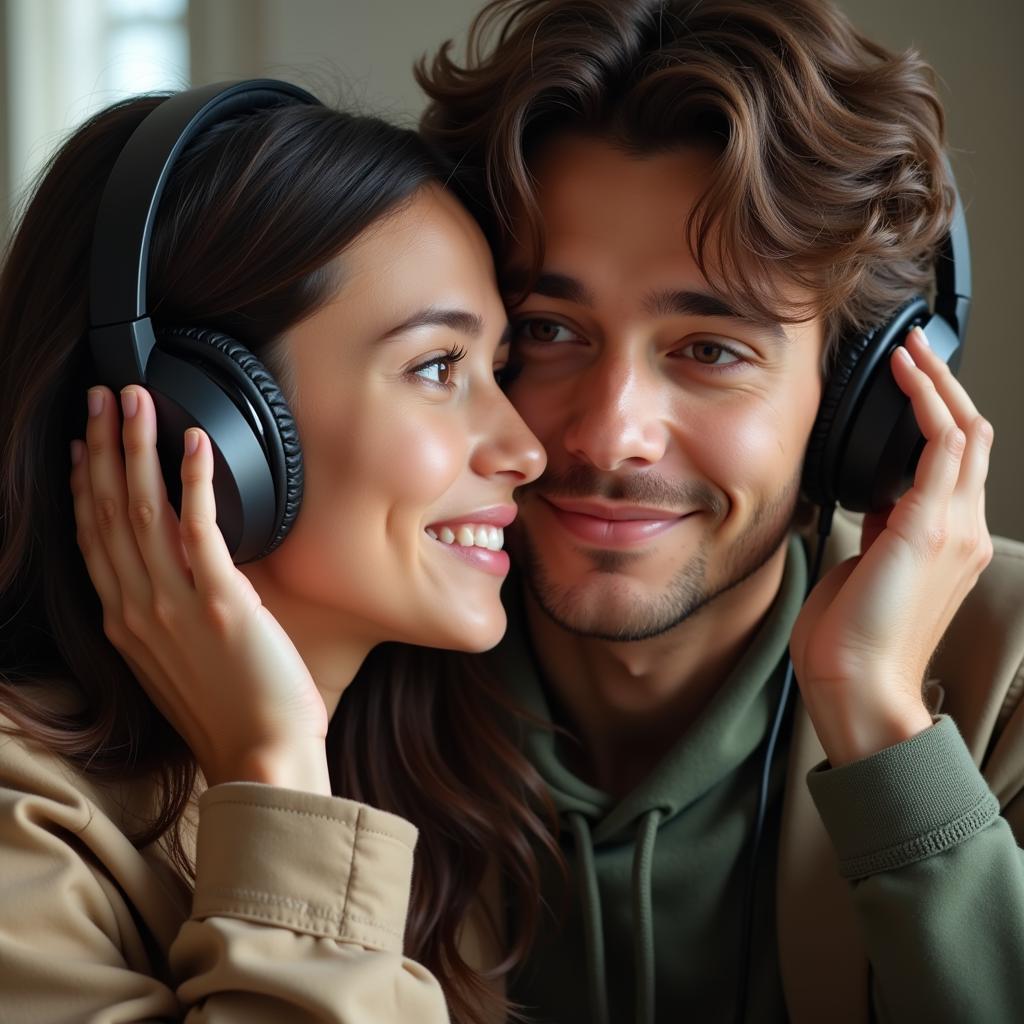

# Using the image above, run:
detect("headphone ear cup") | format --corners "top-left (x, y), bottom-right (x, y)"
top-left (152, 326), bottom-right (303, 561)
top-left (802, 295), bottom-right (930, 512)
top-left (802, 330), bottom-right (873, 508)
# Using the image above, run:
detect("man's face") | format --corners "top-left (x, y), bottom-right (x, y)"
top-left (503, 136), bottom-right (825, 641)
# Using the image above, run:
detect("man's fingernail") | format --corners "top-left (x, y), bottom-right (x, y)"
top-left (87, 388), bottom-right (104, 418)
top-left (185, 429), bottom-right (200, 456)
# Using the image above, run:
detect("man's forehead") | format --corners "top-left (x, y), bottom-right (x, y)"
top-left (526, 137), bottom-right (711, 226)
top-left (503, 136), bottom-right (821, 332)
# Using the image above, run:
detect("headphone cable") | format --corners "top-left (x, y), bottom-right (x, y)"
top-left (733, 501), bottom-right (835, 1024)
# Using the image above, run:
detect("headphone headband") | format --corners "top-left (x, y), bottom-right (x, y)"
top-left (87, 80), bottom-right (319, 563)
top-left (89, 79), bottom-right (319, 330)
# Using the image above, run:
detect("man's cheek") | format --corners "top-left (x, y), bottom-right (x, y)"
top-left (698, 407), bottom-right (796, 491)
top-left (507, 384), bottom-right (558, 442)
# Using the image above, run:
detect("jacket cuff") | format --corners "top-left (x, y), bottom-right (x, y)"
top-left (192, 783), bottom-right (417, 952)
top-left (807, 714), bottom-right (1000, 880)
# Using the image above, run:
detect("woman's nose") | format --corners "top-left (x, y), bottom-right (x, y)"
top-left (472, 388), bottom-right (547, 484)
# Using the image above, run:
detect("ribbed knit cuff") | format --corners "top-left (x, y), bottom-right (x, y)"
top-left (807, 715), bottom-right (1000, 880)
top-left (192, 783), bottom-right (418, 951)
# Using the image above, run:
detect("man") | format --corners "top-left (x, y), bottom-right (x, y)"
top-left (418, 1), bottom-right (1024, 1021)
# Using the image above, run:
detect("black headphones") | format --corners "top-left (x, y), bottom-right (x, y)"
top-left (90, 77), bottom-right (971, 562)
top-left (737, 164), bottom-right (972, 1024)
top-left (801, 171), bottom-right (971, 513)
top-left (89, 80), bottom-right (321, 564)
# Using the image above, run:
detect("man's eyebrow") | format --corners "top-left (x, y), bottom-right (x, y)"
top-left (503, 271), bottom-right (596, 308)
top-left (504, 272), bottom-right (788, 343)
top-left (643, 288), bottom-right (788, 343)
top-left (379, 307), bottom-right (484, 341)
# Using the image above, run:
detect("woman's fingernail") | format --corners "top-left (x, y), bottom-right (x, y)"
top-left (70, 439), bottom-right (83, 466)
top-left (895, 345), bottom-right (915, 366)
top-left (185, 429), bottom-right (200, 456)
top-left (914, 326), bottom-right (930, 347)
top-left (87, 388), bottom-right (104, 418)
top-left (120, 387), bottom-right (138, 419)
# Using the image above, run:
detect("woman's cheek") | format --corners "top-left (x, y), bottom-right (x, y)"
top-left (352, 413), bottom-right (467, 508)
top-left (265, 416), bottom-right (467, 605)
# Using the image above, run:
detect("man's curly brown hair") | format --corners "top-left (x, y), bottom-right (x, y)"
top-left (417, 0), bottom-right (955, 364)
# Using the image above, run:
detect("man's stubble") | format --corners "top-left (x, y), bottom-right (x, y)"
top-left (516, 469), bottom-right (801, 643)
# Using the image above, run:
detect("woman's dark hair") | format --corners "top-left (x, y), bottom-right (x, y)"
top-left (416, 0), bottom-right (956, 360)
top-left (0, 93), bottom-right (557, 1024)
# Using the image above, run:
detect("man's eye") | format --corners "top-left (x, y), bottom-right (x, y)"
top-left (679, 341), bottom-right (742, 366)
top-left (513, 319), bottom-right (577, 344)
top-left (493, 361), bottom-right (522, 388)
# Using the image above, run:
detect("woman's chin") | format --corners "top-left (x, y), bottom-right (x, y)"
top-left (421, 606), bottom-right (508, 655)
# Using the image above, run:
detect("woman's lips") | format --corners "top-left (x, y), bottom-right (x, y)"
top-left (539, 496), bottom-right (691, 547)
top-left (424, 504), bottom-right (516, 578)
top-left (436, 542), bottom-right (511, 576)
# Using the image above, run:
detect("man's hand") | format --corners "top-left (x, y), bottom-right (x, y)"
top-left (790, 326), bottom-right (994, 767)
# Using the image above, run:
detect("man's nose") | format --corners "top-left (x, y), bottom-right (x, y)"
top-left (562, 352), bottom-right (669, 470)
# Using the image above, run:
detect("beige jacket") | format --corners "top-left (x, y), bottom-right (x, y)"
top-left (1, 514), bottom-right (1022, 1022)
top-left (0, 711), bottom-right (448, 1021)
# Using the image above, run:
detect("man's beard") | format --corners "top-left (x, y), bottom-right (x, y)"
top-left (515, 466), bottom-right (800, 643)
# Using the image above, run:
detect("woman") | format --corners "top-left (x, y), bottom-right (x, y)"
top-left (0, 84), bottom-right (555, 1023)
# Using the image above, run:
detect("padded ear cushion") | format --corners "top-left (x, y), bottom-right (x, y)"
top-left (802, 295), bottom-right (925, 508)
top-left (156, 325), bottom-right (303, 556)
top-left (802, 326), bottom-right (879, 507)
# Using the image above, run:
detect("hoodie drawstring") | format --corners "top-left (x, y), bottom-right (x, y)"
top-left (567, 811), bottom-right (610, 1024)
top-left (567, 808), bottom-right (663, 1024)
top-left (632, 808), bottom-right (662, 1024)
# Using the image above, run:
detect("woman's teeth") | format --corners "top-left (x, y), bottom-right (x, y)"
top-left (426, 524), bottom-right (505, 551)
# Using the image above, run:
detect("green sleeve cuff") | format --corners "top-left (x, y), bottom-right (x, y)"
top-left (806, 714), bottom-right (1000, 880)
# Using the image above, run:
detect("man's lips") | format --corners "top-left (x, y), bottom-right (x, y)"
top-left (537, 495), bottom-right (693, 547)
top-left (542, 497), bottom-right (687, 521)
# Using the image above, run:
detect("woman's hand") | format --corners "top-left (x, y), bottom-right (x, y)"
top-left (790, 327), bottom-right (994, 767)
top-left (70, 385), bottom-right (331, 794)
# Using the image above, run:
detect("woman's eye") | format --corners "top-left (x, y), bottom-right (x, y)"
top-left (513, 319), bottom-right (577, 344)
top-left (415, 359), bottom-right (453, 385)
top-left (679, 341), bottom-right (742, 366)
top-left (410, 346), bottom-right (466, 388)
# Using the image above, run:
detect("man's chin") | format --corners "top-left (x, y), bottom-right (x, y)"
top-left (519, 542), bottom-right (711, 643)
top-left (518, 516), bottom-right (796, 643)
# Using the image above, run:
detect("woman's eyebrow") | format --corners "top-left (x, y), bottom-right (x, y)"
top-left (379, 307), bottom-right (484, 340)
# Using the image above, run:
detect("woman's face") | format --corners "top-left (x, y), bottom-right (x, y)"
top-left (247, 184), bottom-right (545, 653)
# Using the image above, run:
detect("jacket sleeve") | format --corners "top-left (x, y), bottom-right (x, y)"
top-left (0, 763), bottom-right (450, 1022)
top-left (807, 714), bottom-right (1024, 1022)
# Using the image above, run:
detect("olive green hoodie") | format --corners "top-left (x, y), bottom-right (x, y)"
top-left (494, 538), bottom-right (807, 1023)
top-left (490, 535), bottom-right (1024, 1024)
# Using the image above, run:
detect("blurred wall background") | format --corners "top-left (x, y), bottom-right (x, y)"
top-left (1, 0), bottom-right (1020, 539)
